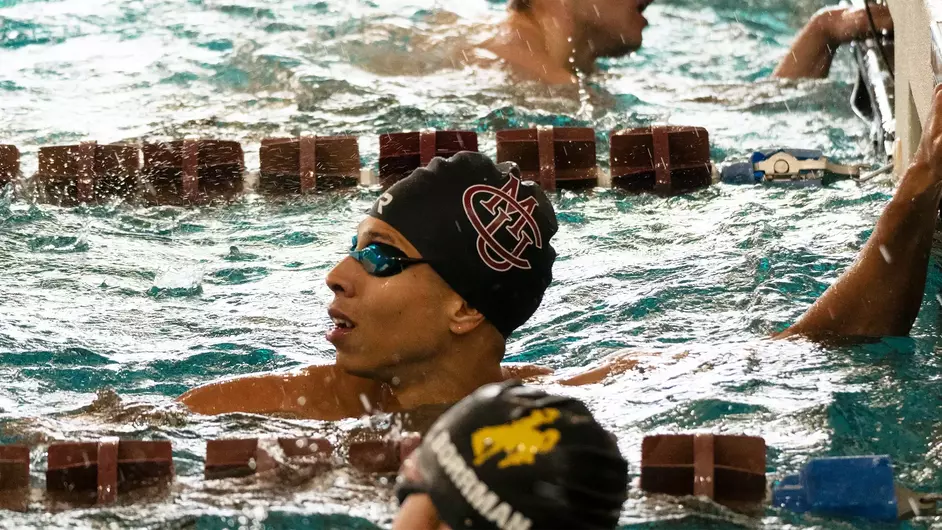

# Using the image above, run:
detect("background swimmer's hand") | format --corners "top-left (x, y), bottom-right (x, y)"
top-left (820, 4), bottom-right (893, 45)
top-left (773, 4), bottom-right (893, 79)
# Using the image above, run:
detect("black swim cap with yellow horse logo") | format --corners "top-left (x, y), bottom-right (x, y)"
top-left (397, 381), bottom-right (629, 530)
top-left (369, 151), bottom-right (558, 337)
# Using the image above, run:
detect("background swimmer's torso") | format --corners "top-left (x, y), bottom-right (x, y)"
top-left (2, 0), bottom-right (941, 528)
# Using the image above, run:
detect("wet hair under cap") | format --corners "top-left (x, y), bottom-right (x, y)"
top-left (397, 381), bottom-right (629, 530)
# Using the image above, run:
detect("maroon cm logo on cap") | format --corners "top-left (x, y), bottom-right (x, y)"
top-left (462, 177), bottom-right (543, 272)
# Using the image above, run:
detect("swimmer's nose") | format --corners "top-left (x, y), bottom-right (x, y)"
top-left (326, 257), bottom-right (357, 298)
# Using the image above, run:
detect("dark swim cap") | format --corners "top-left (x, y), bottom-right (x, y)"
top-left (396, 381), bottom-right (629, 530)
top-left (369, 152), bottom-right (558, 338)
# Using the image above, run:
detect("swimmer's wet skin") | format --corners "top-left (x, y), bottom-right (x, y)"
top-left (180, 86), bottom-right (942, 419)
top-left (393, 381), bottom-right (628, 530)
top-left (180, 154), bottom-right (563, 420)
top-left (483, 0), bottom-right (893, 83)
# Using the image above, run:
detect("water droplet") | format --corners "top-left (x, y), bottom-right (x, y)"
top-left (879, 244), bottom-right (893, 264)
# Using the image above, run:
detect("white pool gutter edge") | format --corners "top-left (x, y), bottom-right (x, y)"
top-left (887, 0), bottom-right (941, 176)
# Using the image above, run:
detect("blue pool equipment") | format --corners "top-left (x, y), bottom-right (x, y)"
top-left (772, 455), bottom-right (941, 521)
top-left (721, 149), bottom-right (865, 184)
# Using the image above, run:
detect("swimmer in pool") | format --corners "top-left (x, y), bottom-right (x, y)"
top-left (393, 380), bottom-right (628, 530)
top-left (182, 151), bottom-right (578, 420)
top-left (483, 0), bottom-right (893, 83)
top-left (180, 85), bottom-right (942, 419)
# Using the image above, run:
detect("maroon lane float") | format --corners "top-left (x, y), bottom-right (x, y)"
top-left (46, 440), bottom-right (174, 506)
top-left (610, 126), bottom-right (712, 194)
top-left (259, 135), bottom-right (360, 193)
top-left (142, 139), bottom-right (244, 204)
top-left (204, 437), bottom-right (333, 479)
top-left (0, 145), bottom-right (19, 189)
top-left (36, 142), bottom-right (139, 205)
top-left (379, 130), bottom-right (478, 188)
top-left (0, 445), bottom-right (29, 511)
top-left (4, 125), bottom-right (720, 205)
top-left (204, 434), bottom-right (423, 478)
top-left (496, 126), bottom-right (598, 191)
top-left (640, 434), bottom-right (766, 509)
top-left (347, 433), bottom-right (422, 474)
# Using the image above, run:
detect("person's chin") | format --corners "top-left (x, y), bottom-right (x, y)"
top-left (598, 36), bottom-right (643, 59)
top-left (335, 349), bottom-right (382, 379)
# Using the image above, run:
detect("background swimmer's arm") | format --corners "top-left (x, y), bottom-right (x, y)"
top-left (780, 86), bottom-right (942, 340)
top-left (502, 359), bottom-right (637, 386)
top-left (550, 351), bottom-right (649, 386)
top-left (773, 5), bottom-right (892, 79)
top-left (501, 362), bottom-right (554, 381)
top-left (555, 356), bottom-right (641, 386)
top-left (178, 364), bottom-right (384, 420)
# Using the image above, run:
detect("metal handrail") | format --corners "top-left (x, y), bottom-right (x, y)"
top-left (850, 0), bottom-right (896, 160)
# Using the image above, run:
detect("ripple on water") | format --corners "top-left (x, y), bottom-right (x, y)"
top-left (641, 399), bottom-right (773, 430)
top-left (0, 0), bottom-right (926, 527)
top-left (0, 347), bottom-right (112, 367)
top-left (148, 267), bottom-right (205, 298)
top-left (270, 230), bottom-right (319, 246)
top-left (149, 347), bottom-right (286, 379)
top-left (209, 266), bottom-right (270, 285)
top-left (27, 234), bottom-right (89, 252)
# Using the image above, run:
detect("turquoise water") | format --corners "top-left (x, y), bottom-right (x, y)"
top-left (2, 0), bottom-right (941, 528)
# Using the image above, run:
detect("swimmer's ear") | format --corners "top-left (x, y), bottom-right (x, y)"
top-left (448, 299), bottom-right (487, 336)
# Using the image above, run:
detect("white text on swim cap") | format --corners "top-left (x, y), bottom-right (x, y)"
top-left (377, 192), bottom-right (394, 214)
top-left (429, 430), bottom-right (532, 530)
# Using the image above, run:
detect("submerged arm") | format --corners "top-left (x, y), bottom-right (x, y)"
top-left (780, 86), bottom-right (942, 339)
top-left (774, 5), bottom-right (892, 79)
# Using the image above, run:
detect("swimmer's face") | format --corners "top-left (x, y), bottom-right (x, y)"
top-left (572, 0), bottom-right (652, 56)
top-left (325, 217), bottom-right (459, 380)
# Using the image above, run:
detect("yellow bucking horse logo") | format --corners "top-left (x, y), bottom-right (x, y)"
top-left (471, 408), bottom-right (562, 469)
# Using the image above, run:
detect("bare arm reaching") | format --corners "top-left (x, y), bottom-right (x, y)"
top-left (774, 4), bottom-right (892, 79)
top-left (780, 86), bottom-right (942, 339)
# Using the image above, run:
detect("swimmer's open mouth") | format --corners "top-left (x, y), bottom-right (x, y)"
top-left (328, 308), bottom-right (356, 330)
top-left (638, 0), bottom-right (654, 13)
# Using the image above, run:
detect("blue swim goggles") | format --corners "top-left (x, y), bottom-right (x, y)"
top-left (349, 236), bottom-right (428, 277)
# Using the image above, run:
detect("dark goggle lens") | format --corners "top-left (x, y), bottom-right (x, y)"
top-left (349, 236), bottom-right (414, 277)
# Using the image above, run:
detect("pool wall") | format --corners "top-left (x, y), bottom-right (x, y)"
top-left (887, 0), bottom-right (940, 172)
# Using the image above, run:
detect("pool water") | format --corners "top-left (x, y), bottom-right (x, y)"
top-left (3, 0), bottom-right (942, 528)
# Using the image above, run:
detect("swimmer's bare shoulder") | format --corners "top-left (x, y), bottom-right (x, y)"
top-left (477, 28), bottom-right (576, 85)
top-left (178, 364), bottom-right (385, 421)
top-left (179, 363), bottom-right (558, 419)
